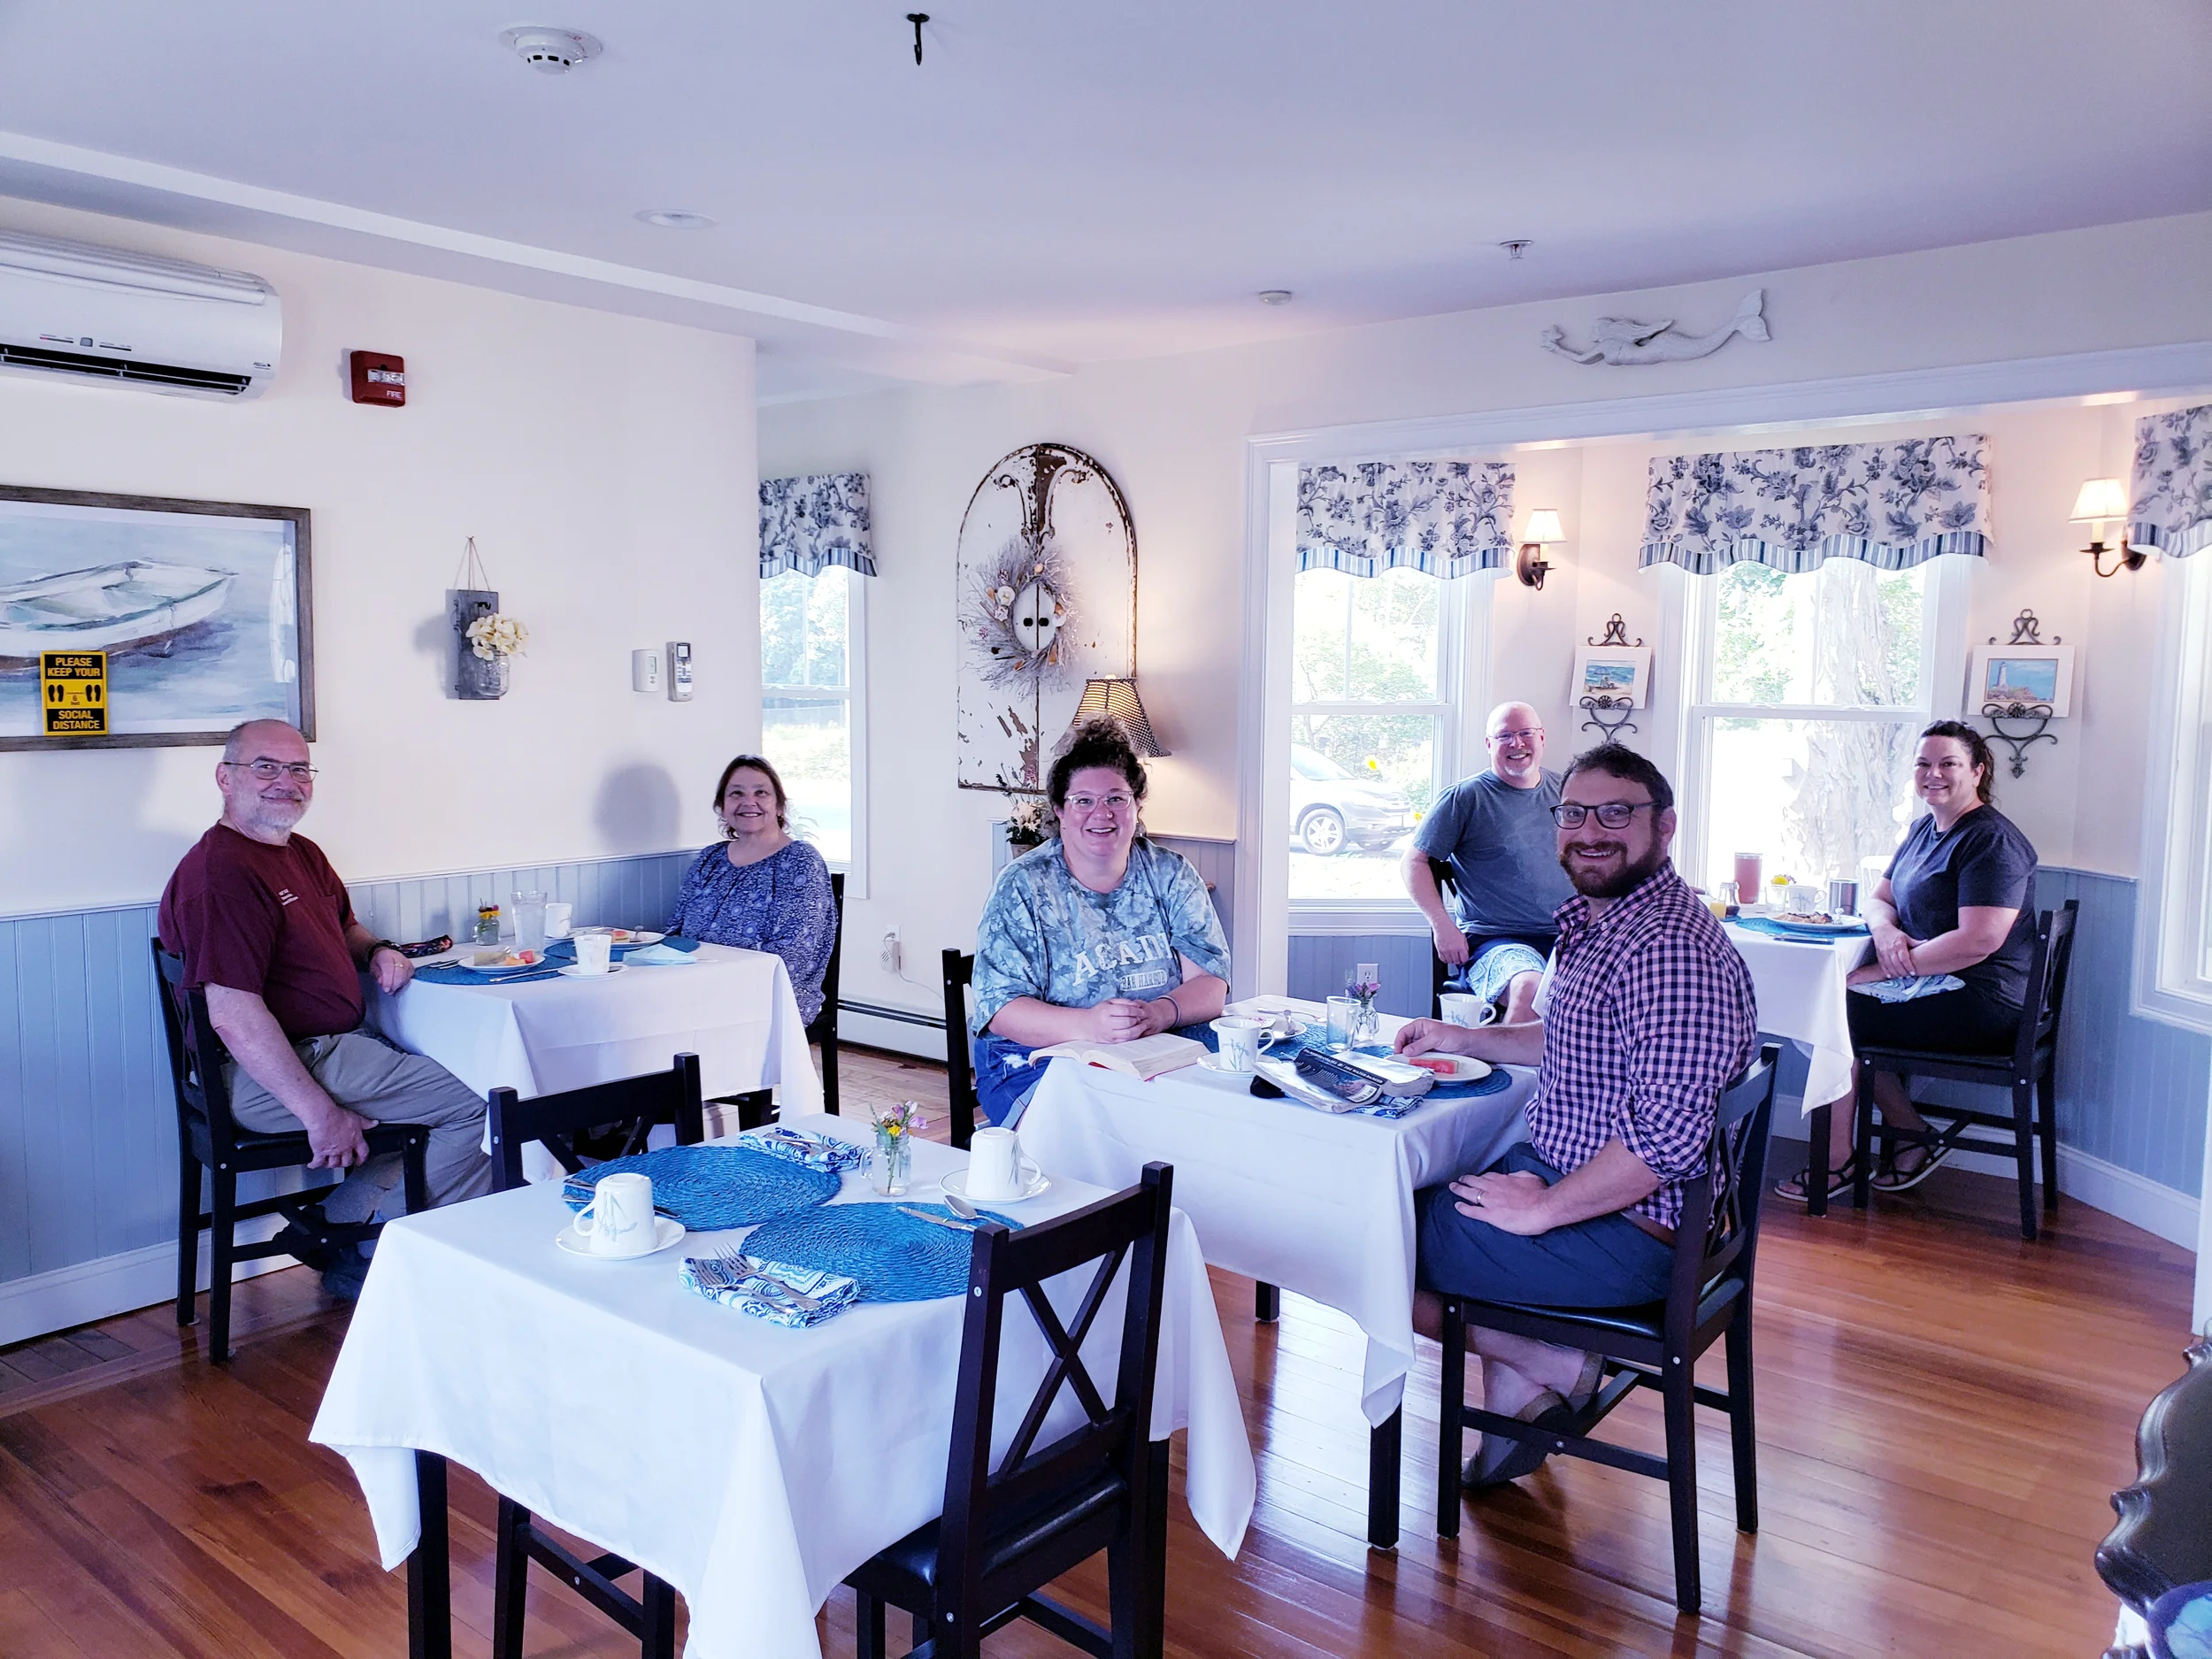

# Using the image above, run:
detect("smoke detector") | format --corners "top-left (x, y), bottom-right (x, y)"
top-left (500, 27), bottom-right (602, 73)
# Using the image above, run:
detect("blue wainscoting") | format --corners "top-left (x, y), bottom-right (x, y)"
top-left (1291, 865), bottom-right (2209, 1202)
top-left (0, 849), bottom-right (695, 1340)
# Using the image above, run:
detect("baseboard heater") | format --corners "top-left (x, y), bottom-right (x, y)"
top-left (835, 999), bottom-right (946, 1031)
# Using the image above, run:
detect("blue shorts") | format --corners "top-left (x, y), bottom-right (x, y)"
top-left (1417, 1144), bottom-right (1674, 1309)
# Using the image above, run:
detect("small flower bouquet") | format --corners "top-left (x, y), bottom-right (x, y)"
top-left (1005, 798), bottom-right (1050, 849)
top-left (465, 611), bottom-right (530, 661)
top-left (869, 1099), bottom-right (926, 1195)
top-left (1346, 972), bottom-right (1382, 1042)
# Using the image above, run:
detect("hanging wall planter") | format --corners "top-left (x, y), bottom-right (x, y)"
top-left (448, 538), bottom-right (526, 701)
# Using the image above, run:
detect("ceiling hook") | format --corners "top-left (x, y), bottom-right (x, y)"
top-left (907, 12), bottom-right (928, 65)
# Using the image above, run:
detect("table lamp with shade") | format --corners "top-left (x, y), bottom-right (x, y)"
top-left (1068, 676), bottom-right (1169, 757)
top-left (2071, 477), bottom-right (2144, 577)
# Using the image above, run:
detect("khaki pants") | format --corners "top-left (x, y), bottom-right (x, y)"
top-left (225, 1030), bottom-right (495, 1220)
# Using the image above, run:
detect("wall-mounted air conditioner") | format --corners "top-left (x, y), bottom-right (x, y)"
top-left (0, 228), bottom-right (281, 400)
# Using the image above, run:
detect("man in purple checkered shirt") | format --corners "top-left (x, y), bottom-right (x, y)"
top-left (1392, 743), bottom-right (1756, 1489)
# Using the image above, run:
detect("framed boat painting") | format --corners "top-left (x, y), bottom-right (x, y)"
top-left (0, 485), bottom-right (312, 750)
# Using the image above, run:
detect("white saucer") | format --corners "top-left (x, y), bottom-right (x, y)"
top-left (462, 956), bottom-right (548, 973)
top-left (556, 1215), bottom-right (684, 1258)
top-left (1198, 1054), bottom-right (1258, 1076)
top-left (557, 963), bottom-right (627, 978)
top-left (611, 930), bottom-right (665, 946)
top-left (942, 1167), bottom-right (1051, 1204)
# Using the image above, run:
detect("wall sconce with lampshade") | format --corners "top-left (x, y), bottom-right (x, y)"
top-left (2071, 478), bottom-right (2144, 577)
top-left (1517, 509), bottom-right (1566, 589)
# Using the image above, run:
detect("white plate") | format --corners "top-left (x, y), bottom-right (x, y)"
top-left (610, 929), bottom-right (664, 946)
top-left (555, 1215), bottom-right (685, 1258)
top-left (942, 1167), bottom-right (1052, 1204)
top-left (462, 956), bottom-right (549, 973)
top-left (557, 963), bottom-right (627, 978)
top-left (1197, 1054), bottom-right (1258, 1076)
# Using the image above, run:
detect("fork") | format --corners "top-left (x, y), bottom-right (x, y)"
top-left (710, 1247), bottom-right (823, 1311)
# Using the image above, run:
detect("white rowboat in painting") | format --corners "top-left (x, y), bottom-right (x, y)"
top-left (0, 559), bottom-right (234, 657)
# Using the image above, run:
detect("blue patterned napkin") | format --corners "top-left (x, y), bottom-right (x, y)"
top-left (680, 1251), bottom-right (860, 1327)
top-left (1731, 916), bottom-right (1870, 941)
top-left (546, 934), bottom-right (700, 964)
top-left (1849, 973), bottom-right (1965, 1003)
top-left (741, 1201), bottom-right (1022, 1302)
top-left (745, 1125), bottom-right (868, 1176)
top-left (412, 960), bottom-right (563, 986)
top-left (562, 1144), bottom-right (839, 1229)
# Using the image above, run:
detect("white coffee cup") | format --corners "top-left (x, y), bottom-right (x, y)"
top-left (1210, 1015), bottom-right (1270, 1073)
top-left (574, 1171), bottom-right (655, 1257)
top-left (543, 902), bottom-right (574, 939)
top-left (572, 928), bottom-right (614, 974)
top-left (967, 1126), bottom-right (1041, 1202)
top-left (1438, 992), bottom-right (1498, 1029)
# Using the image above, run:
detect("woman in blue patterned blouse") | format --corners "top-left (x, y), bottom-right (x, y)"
top-left (667, 756), bottom-right (837, 1024)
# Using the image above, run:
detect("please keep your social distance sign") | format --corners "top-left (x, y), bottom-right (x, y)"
top-left (41, 651), bottom-right (107, 736)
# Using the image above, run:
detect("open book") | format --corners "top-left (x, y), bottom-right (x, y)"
top-left (1027, 1032), bottom-right (1206, 1079)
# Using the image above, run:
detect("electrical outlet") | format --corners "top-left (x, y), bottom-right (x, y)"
top-left (879, 928), bottom-right (902, 973)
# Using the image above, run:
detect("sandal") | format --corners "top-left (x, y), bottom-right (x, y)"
top-left (1773, 1152), bottom-right (1863, 1206)
top-left (1871, 1125), bottom-right (1960, 1193)
top-left (1463, 1389), bottom-right (1569, 1490)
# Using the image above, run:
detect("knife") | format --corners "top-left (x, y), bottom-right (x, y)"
top-left (896, 1205), bottom-right (979, 1232)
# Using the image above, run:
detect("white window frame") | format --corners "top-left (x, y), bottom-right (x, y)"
top-left (2135, 555), bottom-right (2212, 1031)
top-left (1674, 555), bottom-right (1972, 888)
top-left (760, 566), bottom-right (869, 899)
top-left (1287, 564), bottom-right (1493, 934)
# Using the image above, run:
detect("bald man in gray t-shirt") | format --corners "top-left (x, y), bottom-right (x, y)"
top-left (1402, 703), bottom-right (1574, 1022)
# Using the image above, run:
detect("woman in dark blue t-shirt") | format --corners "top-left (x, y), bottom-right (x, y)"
top-left (1778, 721), bottom-right (2037, 1203)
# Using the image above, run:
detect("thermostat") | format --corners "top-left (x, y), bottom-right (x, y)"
top-left (667, 641), bottom-right (693, 702)
top-left (630, 648), bottom-right (663, 693)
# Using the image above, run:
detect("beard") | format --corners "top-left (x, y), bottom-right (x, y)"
top-left (1559, 837), bottom-right (1669, 899)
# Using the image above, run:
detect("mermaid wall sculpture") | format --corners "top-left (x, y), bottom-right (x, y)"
top-left (1541, 288), bottom-right (1770, 365)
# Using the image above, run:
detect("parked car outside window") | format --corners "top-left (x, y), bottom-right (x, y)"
top-left (1288, 744), bottom-right (1415, 856)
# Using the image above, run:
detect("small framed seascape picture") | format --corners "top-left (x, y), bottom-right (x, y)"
top-left (1571, 645), bottom-right (1652, 708)
top-left (1969, 643), bottom-right (2074, 718)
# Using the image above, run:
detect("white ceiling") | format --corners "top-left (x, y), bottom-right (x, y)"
top-left (0, 1), bottom-right (2204, 401)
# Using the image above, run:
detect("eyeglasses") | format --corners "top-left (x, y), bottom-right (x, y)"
top-left (1488, 727), bottom-right (1543, 745)
top-left (221, 759), bottom-right (318, 781)
top-left (1550, 801), bottom-right (1654, 829)
top-left (1064, 793), bottom-right (1135, 812)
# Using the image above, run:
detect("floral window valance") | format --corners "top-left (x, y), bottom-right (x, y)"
top-left (1297, 460), bottom-right (1514, 580)
top-left (2130, 403), bottom-right (2212, 560)
top-left (1640, 435), bottom-right (1991, 575)
top-left (759, 472), bottom-right (875, 579)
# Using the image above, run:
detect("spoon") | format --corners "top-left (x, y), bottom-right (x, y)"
top-left (940, 1187), bottom-right (979, 1221)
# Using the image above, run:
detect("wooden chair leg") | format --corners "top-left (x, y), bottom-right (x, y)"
top-left (2039, 1061), bottom-right (2060, 1214)
top-left (1105, 1445), bottom-right (1169, 1659)
top-left (403, 1133), bottom-right (431, 1217)
top-left (1724, 1308), bottom-right (1759, 1535)
top-left (1253, 1280), bottom-right (1279, 1322)
top-left (641, 1572), bottom-right (677, 1659)
top-left (1662, 1356), bottom-right (1702, 1614)
top-left (489, 1498), bottom-right (531, 1659)
top-left (1852, 1069), bottom-right (1877, 1210)
top-left (2012, 1078), bottom-right (2039, 1241)
top-left (1805, 1102), bottom-right (1831, 1217)
top-left (1437, 1301), bottom-right (1465, 1539)
top-left (819, 1030), bottom-right (840, 1116)
top-left (208, 1165), bottom-right (237, 1363)
top-left (176, 1148), bottom-right (201, 1326)
top-left (851, 1591), bottom-right (886, 1659)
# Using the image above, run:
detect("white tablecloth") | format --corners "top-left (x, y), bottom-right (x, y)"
top-left (1017, 1011), bottom-right (1537, 1426)
top-left (309, 1116), bottom-right (1254, 1659)
top-left (371, 942), bottom-right (821, 1119)
top-left (1722, 925), bottom-right (1871, 1117)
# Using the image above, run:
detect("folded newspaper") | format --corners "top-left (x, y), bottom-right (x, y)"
top-left (1848, 973), bottom-right (1965, 1003)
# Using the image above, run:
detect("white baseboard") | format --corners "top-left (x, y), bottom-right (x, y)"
top-left (0, 1215), bottom-right (292, 1348)
top-left (836, 1004), bottom-right (950, 1064)
top-left (1772, 1116), bottom-right (2200, 1250)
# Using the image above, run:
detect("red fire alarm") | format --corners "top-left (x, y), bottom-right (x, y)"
top-left (349, 350), bottom-right (406, 407)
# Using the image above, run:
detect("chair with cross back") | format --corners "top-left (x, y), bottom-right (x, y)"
top-left (844, 1162), bottom-right (1176, 1659)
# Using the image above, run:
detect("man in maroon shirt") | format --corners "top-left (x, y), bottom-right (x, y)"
top-left (159, 720), bottom-right (491, 1293)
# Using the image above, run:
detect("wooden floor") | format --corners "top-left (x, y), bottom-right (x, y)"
top-left (0, 1043), bottom-right (2191, 1657)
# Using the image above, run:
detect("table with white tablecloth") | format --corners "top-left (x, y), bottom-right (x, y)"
top-left (310, 1115), bottom-right (1255, 1659)
top-left (371, 942), bottom-right (822, 1121)
top-left (1015, 1002), bottom-right (1538, 1548)
top-left (1721, 923), bottom-right (1870, 1116)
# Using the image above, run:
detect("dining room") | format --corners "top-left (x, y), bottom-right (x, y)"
top-left (3, 5), bottom-right (2212, 1657)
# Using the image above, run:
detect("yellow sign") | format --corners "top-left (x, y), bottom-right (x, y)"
top-left (41, 651), bottom-right (108, 736)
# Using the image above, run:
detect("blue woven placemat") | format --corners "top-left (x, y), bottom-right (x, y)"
top-left (546, 933), bottom-right (700, 964)
top-left (413, 960), bottom-right (563, 986)
top-left (1730, 916), bottom-right (1869, 941)
top-left (738, 1202), bottom-right (1024, 1302)
top-left (562, 1144), bottom-right (839, 1230)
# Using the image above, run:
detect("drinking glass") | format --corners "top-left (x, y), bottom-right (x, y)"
top-left (1732, 853), bottom-right (1763, 907)
top-left (512, 890), bottom-right (548, 955)
top-left (870, 1126), bottom-right (912, 1196)
top-left (1325, 995), bottom-right (1359, 1049)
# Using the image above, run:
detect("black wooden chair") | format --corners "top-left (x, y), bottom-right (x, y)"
top-left (1435, 1043), bottom-right (1779, 1615)
top-left (941, 947), bottom-right (979, 1151)
top-left (2099, 1333), bottom-right (2212, 1655)
top-left (153, 942), bottom-right (430, 1364)
top-left (1848, 899), bottom-right (2079, 1240)
top-left (808, 871), bottom-right (847, 1115)
top-left (845, 1163), bottom-right (1176, 1659)
top-left (486, 1055), bottom-right (706, 1659)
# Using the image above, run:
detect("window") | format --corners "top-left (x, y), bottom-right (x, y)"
top-left (1681, 557), bottom-right (1962, 898)
top-left (2136, 556), bottom-right (2212, 1029)
top-left (1287, 566), bottom-right (1460, 905)
top-left (760, 566), bottom-right (865, 885)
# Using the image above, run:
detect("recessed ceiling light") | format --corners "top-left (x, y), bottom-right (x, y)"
top-left (636, 210), bottom-right (716, 230)
top-left (1257, 289), bottom-right (1293, 306)
top-left (500, 27), bottom-right (602, 74)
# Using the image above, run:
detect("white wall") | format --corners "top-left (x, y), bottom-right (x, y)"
top-left (0, 198), bottom-right (760, 918)
top-left (763, 212), bottom-right (2212, 1020)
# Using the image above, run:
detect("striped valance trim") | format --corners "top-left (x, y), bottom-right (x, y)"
top-left (2129, 404), bottom-right (2212, 561)
top-left (1640, 528), bottom-right (1989, 576)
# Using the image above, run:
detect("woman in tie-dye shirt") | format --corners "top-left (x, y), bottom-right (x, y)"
top-left (969, 719), bottom-right (1230, 1125)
